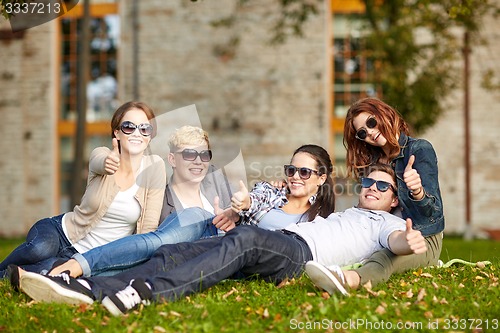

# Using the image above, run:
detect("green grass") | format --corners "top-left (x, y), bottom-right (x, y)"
top-left (1, 237), bottom-right (499, 332)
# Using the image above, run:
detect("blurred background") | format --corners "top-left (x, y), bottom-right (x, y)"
top-left (1, 0), bottom-right (499, 239)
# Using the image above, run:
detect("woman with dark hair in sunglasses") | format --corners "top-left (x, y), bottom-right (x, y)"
top-left (0, 101), bottom-right (166, 278)
top-left (310, 97), bottom-right (444, 295)
top-left (47, 125), bottom-right (232, 278)
top-left (231, 144), bottom-right (336, 229)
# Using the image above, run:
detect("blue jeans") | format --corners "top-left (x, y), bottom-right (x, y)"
top-left (73, 208), bottom-right (218, 277)
top-left (0, 214), bottom-right (77, 277)
top-left (85, 226), bottom-right (313, 302)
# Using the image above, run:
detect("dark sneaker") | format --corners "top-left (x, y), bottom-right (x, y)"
top-left (305, 261), bottom-right (350, 296)
top-left (6, 264), bottom-right (20, 292)
top-left (19, 269), bottom-right (95, 305)
top-left (101, 279), bottom-right (152, 316)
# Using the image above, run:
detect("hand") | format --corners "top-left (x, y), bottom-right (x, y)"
top-left (404, 218), bottom-right (427, 254)
top-left (231, 180), bottom-right (250, 213)
top-left (269, 179), bottom-right (287, 188)
top-left (105, 138), bottom-right (120, 175)
top-left (404, 155), bottom-right (423, 199)
top-left (212, 196), bottom-right (238, 232)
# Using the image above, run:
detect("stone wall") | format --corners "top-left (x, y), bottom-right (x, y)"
top-left (422, 3), bottom-right (500, 235)
top-left (0, 20), bottom-right (57, 237)
top-left (120, 0), bottom-right (329, 188)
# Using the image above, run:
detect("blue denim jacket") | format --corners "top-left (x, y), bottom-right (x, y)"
top-left (391, 133), bottom-right (445, 236)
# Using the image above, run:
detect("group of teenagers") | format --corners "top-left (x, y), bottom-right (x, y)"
top-left (0, 98), bottom-right (444, 316)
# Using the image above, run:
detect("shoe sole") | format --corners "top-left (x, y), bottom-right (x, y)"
top-left (305, 261), bottom-right (349, 296)
top-left (19, 271), bottom-right (94, 305)
top-left (101, 296), bottom-right (125, 316)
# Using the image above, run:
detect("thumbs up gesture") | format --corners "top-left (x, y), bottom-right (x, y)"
top-left (212, 196), bottom-right (238, 232)
top-left (231, 180), bottom-right (250, 213)
top-left (104, 138), bottom-right (121, 175)
top-left (404, 155), bottom-right (424, 199)
top-left (404, 218), bottom-right (427, 254)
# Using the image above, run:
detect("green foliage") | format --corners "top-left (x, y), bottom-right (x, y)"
top-left (0, 237), bottom-right (499, 332)
top-left (360, 0), bottom-right (498, 133)
top-left (269, 0), bottom-right (322, 44)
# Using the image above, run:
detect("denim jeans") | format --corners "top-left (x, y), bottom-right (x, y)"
top-left (0, 214), bottom-right (77, 277)
top-left (74, 208), bottom-right (218, 277)
top-left (85, 226), bottom-right (313, 302)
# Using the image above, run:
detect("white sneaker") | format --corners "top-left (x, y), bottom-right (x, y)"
top-left (305, 261), bottom-right (350, 296)
top-left (19, 269), bottom-right (94, 305)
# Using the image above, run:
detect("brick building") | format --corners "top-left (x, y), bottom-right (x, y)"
top-left (0, 0), bottom-right (499, 237)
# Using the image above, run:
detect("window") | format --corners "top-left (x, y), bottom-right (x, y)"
top-left (331, 11), bottom-right (379, 209)
top-left (332, 14), bottom-right (377, 118)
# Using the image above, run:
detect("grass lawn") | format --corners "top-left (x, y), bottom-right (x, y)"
top-left (0, 236), bottom-right (499, 332)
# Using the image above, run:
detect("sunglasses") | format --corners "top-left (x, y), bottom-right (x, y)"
top-left (284, 165), bottom-right (320, 180)
top-left (355, 116), bottom-right (377, 140)
top-left (361, 177), bottom-right (396, 193)
top-left (177, 149), bottom-right (213, 162)
top-left (120, 121), bottom-right (154, 137)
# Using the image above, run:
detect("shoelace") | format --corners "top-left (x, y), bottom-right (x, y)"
top-left (115, 284), bottom-right (142, 310)
top-left (49, 271), bottom-right (71, 285)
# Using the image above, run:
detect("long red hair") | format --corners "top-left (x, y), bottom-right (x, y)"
top-left (343, 98), bottom-right (409, 179)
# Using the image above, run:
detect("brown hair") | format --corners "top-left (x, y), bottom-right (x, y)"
top-left (292, 144), bottom-right (335, 220)
top-left (111, 101), bottom-right (157, 139)
top-left (343, 98), bottom-right (409, 179)
top-left (360, 163), bottom-right (398, 202)
top-left (362, 163), bottom-right (396, 185)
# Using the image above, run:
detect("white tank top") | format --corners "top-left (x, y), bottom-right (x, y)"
top-left (72, 181), bottom-right (141, 253)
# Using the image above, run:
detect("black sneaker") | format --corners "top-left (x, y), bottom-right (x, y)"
top-left (6, 264), bottom-right (20, 292)
top-left (101, 279), bottom-right (152, 316)
top-left (19, 269), bottom-right (95, 305)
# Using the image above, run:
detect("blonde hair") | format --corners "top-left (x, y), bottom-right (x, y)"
top-left (168, 126), bottom-right (210, 152)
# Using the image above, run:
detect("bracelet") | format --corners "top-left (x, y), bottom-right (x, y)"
top-left (412, 188), bottom-right (423, 196)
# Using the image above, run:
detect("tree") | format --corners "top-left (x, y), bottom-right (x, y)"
top-left (360, 0), bottom-right (498, 132)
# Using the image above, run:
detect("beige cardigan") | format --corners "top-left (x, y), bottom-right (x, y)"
top-left (64, 147), bottom-right (166, 243)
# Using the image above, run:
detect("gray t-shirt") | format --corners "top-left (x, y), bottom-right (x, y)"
top-left (284, 207), bottom-right (406, 267)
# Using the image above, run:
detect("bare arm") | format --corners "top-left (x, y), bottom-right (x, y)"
top-left (388, 218), bottom-right (428, 255)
